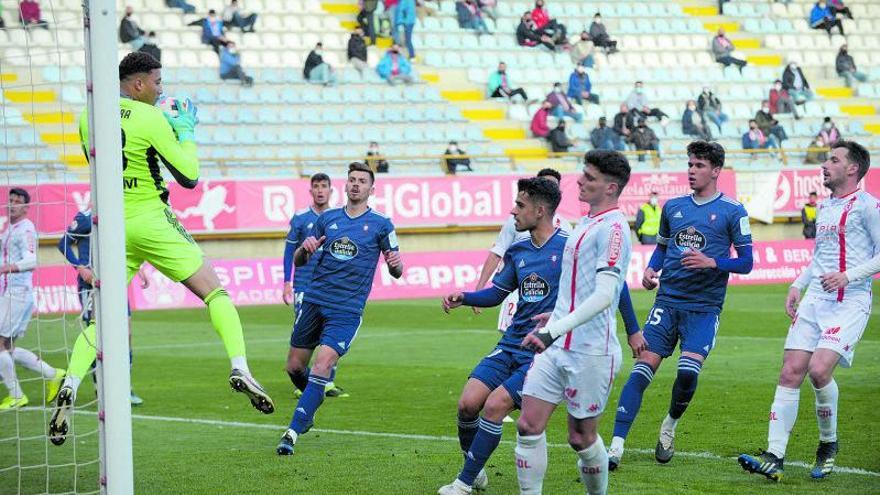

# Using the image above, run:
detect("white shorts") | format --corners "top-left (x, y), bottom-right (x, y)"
top-left (784, 295), bottom-right (871, 368)
top-left (497, 290), bottom-right (518, 333)
top-left (0, 291), bottom-right (35, 340)
top-left (522, 346), bottom-right (622, 419)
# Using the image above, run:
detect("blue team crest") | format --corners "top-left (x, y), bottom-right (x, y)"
top-left (520, 272), bottom-right (550, 302)
top-left (674, 226), bottom-right (707, 251)
top-left (329, 236), bottom-right (359, 260)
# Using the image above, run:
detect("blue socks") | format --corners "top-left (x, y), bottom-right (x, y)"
top-left (669, 356), bottom-right (702, 420)
top-left (459, 417), bottom-right (503, 486)
top-left (289, 374), bottom-right (327, 433)
top-left (457, 414), bottom-right (479, 452)
top-left (612, 362), bottom-right (655, 439)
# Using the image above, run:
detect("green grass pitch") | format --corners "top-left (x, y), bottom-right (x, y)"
top-left (2, 283), bottom-right (879, 494)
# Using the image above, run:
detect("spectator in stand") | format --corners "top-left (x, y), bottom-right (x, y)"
top-left (119, 6), bottom-right (149, 50)
top-left (165, 0), bottom-right (195, 14)
top-left (782, 62), bottom-right (813, 105)
top-left (443, 141), bottom-right (473, 174)
top-left (381, 0), bottom-right (399, 39)
top-left (754, 104), bottom-right (787, 145)
top-left (801, 192), bottom-right (819, 239)
top-left (19, 0), bottom-right (48, 29)
top-left (804, 135), bottom-right (827, 164)
top-left (219, 41), bottom-right (254, 86)
top-left (530, 101), bottom-right (552, 138)
top-left (516, 11), bottom-right (555, 51)
top-left (139, 31), bottom-right (162, 62)
top-left (377, 44), bottom-right (414, 85)
top-left (458, 0), bottom-right (491, 35)
top-left (809, 1), bottom-right (844, 37)
top-left (357, 0), bottom-right (379, 45)
top-left (711, 28), bottom-right (747, 73)
top-left (818, 116), bottom-right (842, 147)
top-left (742, 119), bottom-right (778, 151)
top-left (531, 0), bottom-right (567, 48)
top-left (836, 44), bottom-right (867, 88)
top-left (547, 121), bottom-right (574, 153)
top-left (682, 100), bottom-right (712, 141)
top-left (198, 10), bottom-right (228, 54)
top-left (347, 28), bottom-right (368, 74)
top-left (626, 81), bottom-right (669, 125)
top-left (477, 0), bottom-right (497, 27)
top-left (828, 0), bottom-right (853, 20)
top-left (629, 117), bottom-right (660, 163)
top-left (635, 191), bottom-right (661, 244)
top-left (304, 42), bottom-right (338, 86)
top-left (769, 80), bottom-right (800, 119)
top-left (546, 82), bottom-right (582, 122)
top-left (366, 141), bottom-right (389, 173)
top-left (223, 0), bottom-right (257, 33)
top-left (697, 86), bottom-right (728, 135)
top-left (589, 13), bottom-right (617, 54)
top-left (487, 62), bottom-right (528, 101)
top-left (395, 0), bottom-right (417, 59)
top-left (613, 103), bottom-right (634, 146)
top-left (567, 64), bottom-right (599, 106)
top-left (590, 116), bottom-right (624, 151)
top-left (416, 0), bottom-right (438, 25)
top-left (569, 30), bottom-right (595, 68)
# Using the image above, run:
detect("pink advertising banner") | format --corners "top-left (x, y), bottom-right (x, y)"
top-left (773, 168), bottom-right (880, 216)
top-left (1, 170), bottom-right (737, 235)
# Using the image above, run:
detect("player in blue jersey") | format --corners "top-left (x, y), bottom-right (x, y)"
top-left (608, 141), bottom-right (754, 469)
top-left (57, 209), bottom-right (146, 405)
top-left (281, 173), bottom-right (347, 398)
top-left (276, 162), bottom-right (403, 455)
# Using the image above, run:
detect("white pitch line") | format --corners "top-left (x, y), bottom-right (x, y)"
top-left (120, 412), bottom-right (880, 478)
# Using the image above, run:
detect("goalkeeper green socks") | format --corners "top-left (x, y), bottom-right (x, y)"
top-left (67, 323), bottom-right (97, 383)
top-left (205, 288), bottom-right (248, 367)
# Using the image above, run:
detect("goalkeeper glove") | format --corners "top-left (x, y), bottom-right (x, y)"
top-left (164, 97), bottom-right (199, 144)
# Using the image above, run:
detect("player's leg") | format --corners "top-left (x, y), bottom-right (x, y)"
top-left (0, 335), bottom-right (25, 409)
top-left (285, 346), bottom-right (314, 393)
top-left (569, 416), bottom-right (606, 495)
top-left (516, 351), bottom-right (562, 495)
top-left (457, 378), bottom-right (492, 454)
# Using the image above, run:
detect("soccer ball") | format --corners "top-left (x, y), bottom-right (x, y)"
top-left (156, 95), bottom-right (191, 118)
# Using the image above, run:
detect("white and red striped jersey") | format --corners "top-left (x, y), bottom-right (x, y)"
top-left (1, 218), bottom-right (37, 294)
top-left (490, 215), bottom-right (573, 257)
top-left (549, 208), bottom-right (632, 355)
top-left (805, 190), bottom-right (880, 303)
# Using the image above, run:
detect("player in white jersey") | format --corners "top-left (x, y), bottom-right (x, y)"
top-left (474, 169), bottom-right (572, 332)
top-left (738, 141), bottom-right (879, 482)
top-left (515, 151), bottom-right (634, 495)
top-left (0, 189), bottom-right (64, 410)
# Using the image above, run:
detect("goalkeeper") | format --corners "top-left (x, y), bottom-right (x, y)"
top-left (50, 52), bottom-right (274, 445)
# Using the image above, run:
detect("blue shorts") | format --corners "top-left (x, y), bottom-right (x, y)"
top-left (290, 301), bottom-right (362, 356)
top-left (643, 304), bottom-right (720, 359)
top-left (469, 346), bottom-right (533, 409)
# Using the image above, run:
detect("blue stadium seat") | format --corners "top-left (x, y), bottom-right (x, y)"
top-left (259, 88), bottom-right (280, 104)
top-left (342, 106), bottom-right (362, 123)
top-left (175, 68), bottom-right (199, 84)
top-left (278, 127), bottom-right (299, 144)
top-left (280, 87), bottom-right (302, 104)
top-left (42, 66), bottom-right (61, 82)
top-left (342, 87), bottom-right (362, 103)
top-left (195, 88), bottom-right (217, 104)
top-left (320, 126), bottom-right (342, 143)
top-left (262, 69), bottom-right (284, 84)
top-left (342, 127), bottom-right (363, 143)
top-left (403, 106), bottom-right (424, 122)
top-left (324, 108), bottom-right (344, 124)
top-left (257, 129), bottom-right (278, 145)
top-left (238, 108), bottom-right (258, 124)
top-left (402, 127), bottom-right (423, 143)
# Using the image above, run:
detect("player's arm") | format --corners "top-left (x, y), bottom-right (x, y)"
top-left (444, 254), bottom-right (514, 312)
top-left (282, 217), bottom-right (299, 305)
top-left (381, 222), bottom-right (403, 279)
top-left (57, 231), bottom-right (81, 266)
top-left (643, 203), bottom-right (670, 289)
top-left (151, 102), bottom-right (200, 188)
top-left (475, 252), bottom-right (503, 290)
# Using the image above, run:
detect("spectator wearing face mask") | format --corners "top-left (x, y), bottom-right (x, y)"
top-left (457, 0), bottom-right (491, 35)
top-left (682, 100), bottom-right (712, 141)
top-left (629, 117), bottom-right (660, 163)
top-left (589, 13), bottom-right (617, 53)
top-left (530, 101), bottom-right (552, 138)
top-left (516, 11), bottom-right (555, 51)
top-left (546, 82), bottom-right (582, 122)
top-left (635, 191), bottom-right (661, 244)
top-left (377, 44), bottom-right (414, 85)
top-left (487, 62), bottom-right (528, 101)
top-left (547, 121), bottom-right (573, 153)
top-left (612, 103), bottom-right (634, 145)
top-left (742, 119), bottom-right (778, 152)
top-left (804, 135), bottom-right (827, 164)
top-left (223, 0), bottom-right (257, 32)
top-left (304, 42), bottom-right (338, 86)
top-left (817, 117), bottom-right (842, 147)
top-left (769, 80), bottom-right (800, 119)
top-left (569, 30), bottom-right (595, 68)
top-left (196, 9), bottom-right (228, 54)
top-left (443, 141), bottom-right (473, 174)
top-left (626, 81), bottom-right (669, 125)
top-left (590, 116), bottom-right (624, 151)
top-left (755, 101), bottom-right (788, 144)
top-left (531, 0), bottom-right (567, 48)
top-left (220, 41), bottom-right (254, 86)
top-left (711, 28), bottom-right (747, 73)
top-left (567, 65), bottom-right (599, 105)
top-left (835, 44), bottom-right (867, 88)
top-left (782, 62), bottom-right (813, 105)
top-left (365, 141), bottom-right (389, 173)
top-left (696, 87), bottom-right (727, 134)
top-left (810, 1), bottom-right (844, 37)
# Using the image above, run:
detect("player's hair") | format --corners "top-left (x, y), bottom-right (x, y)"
top-left (119, 51), bottom-right (162, 81)
top-left (310, 172), bottom-right (331, 186)
top-left (517, 177), bottom-right (561, 214)
top-left (686, 140), bottom-right (725, 169)
top-left (8, 187), bottom-right (30, 204)
top-left (536, 168), bottom-right (561, 183)
top-left (583, 150), bottom-right (631, 197)
top-left (348, 161), bottom-right (375, 184)
top-left (832, 140), bottom-right (871, 180)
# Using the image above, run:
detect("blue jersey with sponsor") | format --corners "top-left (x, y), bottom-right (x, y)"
top-left (57, 211), bottom-right (92, 290)
top-left (304, 207), bottom-right (398, 314)
top-left (655, 193), bottom-right (752, 312)
top-left (286, 207), bottom-right (321, 292)
top-left (492, 228), bottom-right (568, 355)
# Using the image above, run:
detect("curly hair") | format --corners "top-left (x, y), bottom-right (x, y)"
top-left (119, 51), bottom-right (162, 81)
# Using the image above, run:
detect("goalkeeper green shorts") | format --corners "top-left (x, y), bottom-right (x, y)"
top-left (126, 207), bottom-right (204, 283)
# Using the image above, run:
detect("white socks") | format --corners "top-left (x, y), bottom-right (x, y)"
top-left (12, 348), bottom-right (56, 379)
top-left (813, 379), bottom-right (838, 443)
top-left (661, 414), bottom-right (679, 434)
top-left (577, 436), bottom-right (608, 495)
top-left (0, 350), bottom-right (21, 399)
top-left (767, 385), bottom-right (800, 458)
top-left (515, 432), bottom-right (547, 495)
top-left (230, 356), bottom-right (249, 374)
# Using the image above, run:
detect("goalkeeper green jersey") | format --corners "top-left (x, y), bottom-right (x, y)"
top-left (79, 97), bottom-right (200, 218)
